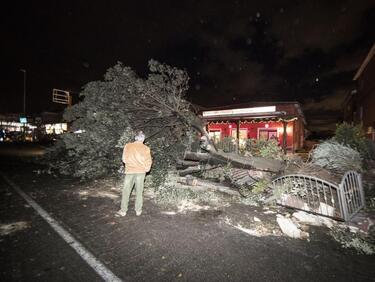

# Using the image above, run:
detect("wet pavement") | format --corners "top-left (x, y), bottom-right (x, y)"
top-left (0, 143), bottom-right (374, 281)
top-left (0, 174), bottom-right (101, 281)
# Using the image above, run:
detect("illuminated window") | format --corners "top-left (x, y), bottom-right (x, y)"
top-left (231, 129), bottom-right (248, 147)
top-left (202, 106), bottom-right (276, 117)
top-left (45, 123), bottom-right (68, 134)
top-left (208, 130), bottom-right (221, 143)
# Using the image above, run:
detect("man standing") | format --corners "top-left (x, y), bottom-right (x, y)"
top-left (117, 131), bottom-right (152, 217)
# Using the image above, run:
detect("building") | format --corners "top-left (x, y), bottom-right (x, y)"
top-left (0, 111), bottom-right (66, 142)
top-left (201, 101), bottom-right (306, 153)
top-left (344, 43), bottom-right (375, 141)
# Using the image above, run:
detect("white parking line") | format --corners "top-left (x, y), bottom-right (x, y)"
top-left (1, 173), bottom-right (123, 282)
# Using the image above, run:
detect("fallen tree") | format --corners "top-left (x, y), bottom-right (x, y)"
top-left (183, 150), bottom-right (285, 173)
top-left (46, 60), bottom-right (286, 187)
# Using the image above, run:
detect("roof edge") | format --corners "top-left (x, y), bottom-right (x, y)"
top-left (353, 43), bottom-right (375, 81)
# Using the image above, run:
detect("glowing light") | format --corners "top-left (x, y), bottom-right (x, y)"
top-left (276, 126), bottom-right (292, 135)
top-left (202, 106), bottom-right (276, 117)
top-left (45, 123), bottom-right (68, 134)
top-left (265, 124), bottom-right (269, 128)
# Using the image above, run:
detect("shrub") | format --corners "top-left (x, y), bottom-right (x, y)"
top-left (241, 138), bottom-right (285, 160)
top-left (334, 123), bottom-right (375, 160)
top-left (215, 137), bottom-right (237, 153)
top-left (152, 171), bottom-right (225, 207)
top-left (252, 178), bottom-right (271, 194)
top-left (311, 140), bottom-right (363, 173)
top-left (200, 166), bottom-right (228, 183)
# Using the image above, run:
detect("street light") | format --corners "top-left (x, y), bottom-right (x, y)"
top-left (20, 69), bottom-right (26, 115)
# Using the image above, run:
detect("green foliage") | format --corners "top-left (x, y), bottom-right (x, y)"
top-left (46, 60), bottom-right (194, 183)
top-left (200, 166), bottom-right (227, 183)
top-left (152, 171), bottom-right (225, 207)
top-left (252, 178), bottom-right (270, 194)
top-left (330, 226), bottom-right (375, 255)
top-left (241, 138), bottom-right (285, 160)
top-left (215, 137), bottom-right (237, 153)
top-left (311, 140), bottom-right (363, 173)
top-left (334, 122), bottom-right (375, 160)
top-left (364, 139), bottom-right (375, 160)
top-left (148, 137), bottom-right (188, 189)
top-left (155, 185), bottom-right (199, 206)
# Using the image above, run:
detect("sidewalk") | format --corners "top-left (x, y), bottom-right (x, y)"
top-left (2, 161), bottom-right (375, 281)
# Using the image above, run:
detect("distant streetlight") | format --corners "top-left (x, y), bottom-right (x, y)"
top-left (20, 69), bottom-right (26, 115)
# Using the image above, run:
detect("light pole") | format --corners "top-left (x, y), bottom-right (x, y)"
top-left (20, 69), bottom-right (26, 115)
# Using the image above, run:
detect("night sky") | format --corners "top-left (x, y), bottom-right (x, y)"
top-left (1, 0), bottom-right (374, 134)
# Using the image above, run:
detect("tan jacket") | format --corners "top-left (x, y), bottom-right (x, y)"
top-left (122, 142), bottom-right (152, 174)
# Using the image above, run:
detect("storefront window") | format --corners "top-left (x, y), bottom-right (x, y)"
top-left (208, 130), bottom-right (221, 143)
top-left (231, 128), bottom-right (248, 147)
top-left (259, 129), bottom-right (278, 141)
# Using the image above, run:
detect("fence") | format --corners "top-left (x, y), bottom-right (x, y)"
top-left (271, 171), bottom-right (365, 221)
top-left (339, 171), bottom-right (365, 221)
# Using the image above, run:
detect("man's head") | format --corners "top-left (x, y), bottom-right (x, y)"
top-left (134, 131), bottom-right (145, 143)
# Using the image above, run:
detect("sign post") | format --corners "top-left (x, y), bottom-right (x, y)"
top-left (52, 89), bottom-right (72, 132)
top-left (52, 89), bottom-right (71, 106)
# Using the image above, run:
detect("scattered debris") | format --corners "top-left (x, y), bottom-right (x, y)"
top-left (177, 200), bottom-right (210, 213)
top-left (317, 202), bottom-right (335, 217)
top-left (292, 211), bottom-right (335, 228)
top-left (289, 210), bottom-right (375, 254)
top-left (330, 225), bottom-right (375, 255)
top-left (348, 212), bottom-right (375, 234)
top-left (161, 211), bottom-right (177, 215)
top-left (348, 226), bottom-right (359, 233)
top-left (223, 217), bottom-right (277, 237)
top-left (311, 140), bottom-right (363, 173)
top-left (224, 217), bottom-right (262, 237)
top-left (263, 210), bottom-right (276, 214)
top-left (276, 214), bottom-right (309, 239)
top-left (233, 224), bottom-right (262, 237)
top-left (177, 176), bottom-right (239, 196)
top-left (0, 221), bottom-right (30, 236)
top-left (279, 195), bottom-right (309, 210)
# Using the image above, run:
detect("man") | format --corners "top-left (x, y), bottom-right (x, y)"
top-left (117, 131), bottom-right (152, 217)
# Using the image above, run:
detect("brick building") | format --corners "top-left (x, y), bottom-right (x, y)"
top-left (344, 43), bottom-right (375, 140)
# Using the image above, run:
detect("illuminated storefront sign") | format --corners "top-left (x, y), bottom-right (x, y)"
top-left (45, 123), bottom-right (68, 134)
top-left (202, 106), bottom-right (276, 117)
top-left (0, 121), bottom-right (36, 131)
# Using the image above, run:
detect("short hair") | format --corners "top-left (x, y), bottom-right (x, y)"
top-left (134, 131), bottom-right (145, 142)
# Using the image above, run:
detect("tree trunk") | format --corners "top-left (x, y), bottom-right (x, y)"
top-left (176, 159), bottom-right (201, 167)
top-left (177, 176), bottom-right (239, 196)
top-left (183, 150), bottom-right (285, 173)
top-left (180, 115), bottom-right (285, 174)
top-left (178, 164), bottom-right (216, 176)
